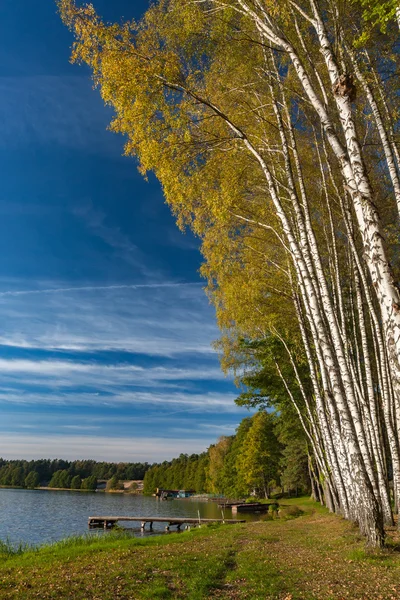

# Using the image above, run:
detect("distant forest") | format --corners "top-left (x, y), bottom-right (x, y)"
top-left (1, 410), bottom-right (311, 498)
top-left (144, 411), bottom-right (312, 499)
top-left (0, 459), bottom-right (150, 490)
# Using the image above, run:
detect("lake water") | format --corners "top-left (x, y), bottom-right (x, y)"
top-left (0, 489), bottom-right (260, 547)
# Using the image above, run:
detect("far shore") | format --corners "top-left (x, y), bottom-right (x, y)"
top-left (38, 487), bottom-right (98, 492)
top-left (0, 485), bottom-right (142, 494)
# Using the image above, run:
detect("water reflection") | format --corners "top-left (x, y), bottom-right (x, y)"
top-left (0, 489), bottom-right (264, 547)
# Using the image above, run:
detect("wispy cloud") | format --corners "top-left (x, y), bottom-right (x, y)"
top-left (0, 280), bottom-right (215, 356)
top-left (73, 202), bottom-right (159, 276)
top-left (171, 423), bottom-right (238, 436)
top-left (0, 409), bottom-right (245, 442)
top-left (0, 281), bottom-right (201, 299)
top-left (0, 280), bottom-right (242, 448)
top-left (0, 389), bottom-right (239, 410)
top-left (0, 358), bottom-right (223, 379)
top-left (0, 335), bottom-right (215, 356)
top-left (0, 357), bottom-right (226, 385)
top-left (198, 423), bottom-right (238, 433)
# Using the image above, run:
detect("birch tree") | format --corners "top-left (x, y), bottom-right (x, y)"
top-left (58, 0), bottom-right (400, 547)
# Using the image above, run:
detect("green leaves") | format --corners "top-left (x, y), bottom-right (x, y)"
top-left (357, 0), bottom-right (399, 32)
top-left (352, 0), bottom-right (399, 45)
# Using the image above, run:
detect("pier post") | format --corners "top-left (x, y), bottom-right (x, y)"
top-left (141, 521), bottom-right (146, 531)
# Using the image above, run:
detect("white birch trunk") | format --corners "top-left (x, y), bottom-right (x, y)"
top-left (293, 294), bottom-right (349, 513)
top-left (234, 0), bottom-right (400, 427)
top-left (307, 0), bottom-right (400, 417)
top-left (353, 260), bottom-right (393, 524)
top-left (340, 195), bottom-right (400, 519)
top-left (253, 38), bottom-right (383, 540)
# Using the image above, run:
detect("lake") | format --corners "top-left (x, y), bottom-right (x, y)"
top-left (0, 489), bottom-right (260, 547)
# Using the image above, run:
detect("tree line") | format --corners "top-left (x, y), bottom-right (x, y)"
top-left (0, 459), bottom-right (150, 489)
top-left (144, 411), bottom-right (310, 498)
top-left (59, 0), bottom-right (400, 547)
top-left (0, 408), bottom-right (307, 495)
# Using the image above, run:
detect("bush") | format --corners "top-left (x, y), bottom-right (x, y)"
top-left (279, 505), bottom-right (304, 519)
top-left (106, 475), bottom-right (123, 491)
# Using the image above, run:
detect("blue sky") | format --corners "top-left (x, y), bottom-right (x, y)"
top-left (0, 0), bottom-right (250, 462)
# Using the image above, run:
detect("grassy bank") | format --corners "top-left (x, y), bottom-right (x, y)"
top-left (1, 498), bottom-right (400, 599)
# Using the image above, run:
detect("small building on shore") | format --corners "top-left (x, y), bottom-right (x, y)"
top-left (178, 490), bottom-right (196, 498)
top-left (155, 488), bottom-right (195, 499)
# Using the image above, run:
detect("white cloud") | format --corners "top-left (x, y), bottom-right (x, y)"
top-left (0, 358), bottom-right (227, 393)
top-left (0, 434), bottom-right (213, 462)
top-left (61, 425), bottom-right (101, 431)
top-left (0, 389), bottom-right (239, 410)
top-left (0, 334), bottom-right (214, 356)
top-left (0, 358), bottom-right (219, 378)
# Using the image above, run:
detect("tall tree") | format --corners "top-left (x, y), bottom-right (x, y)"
top-left (58, 0), bottom-right (400, 547)
top-left (207, 437), bottom-right (232, 493)
top-left (237, 411), bottom-right (282, 499)
top-left (25, 471), bottom-right (39, 489)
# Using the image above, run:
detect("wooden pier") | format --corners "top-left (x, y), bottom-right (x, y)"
top-left (88, 515), bottom-right (245, 531)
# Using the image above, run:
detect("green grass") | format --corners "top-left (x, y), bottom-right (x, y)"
top-left (1, 497), bottom-right (400, 598)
